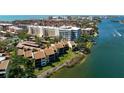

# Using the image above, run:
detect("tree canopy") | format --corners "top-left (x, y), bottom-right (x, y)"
top-left (7, 54), bottom-right (36, 78)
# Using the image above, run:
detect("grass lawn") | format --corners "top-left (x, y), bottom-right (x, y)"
top-left (34, 49), bottom-right (79, 75)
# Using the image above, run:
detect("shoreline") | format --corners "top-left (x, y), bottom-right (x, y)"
top-left (51, 54), bottom-right (88, 78)
top-left (36, 22), bottom-right (99, 78)
top-left (79, 54), bottom-right (88, 64)
top-left (37, 53), bottom-right (85, 78)
top-left (37, 38), bottom-right (97, 78)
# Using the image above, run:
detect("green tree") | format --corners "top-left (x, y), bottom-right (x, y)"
top-left (18, 31), bottom-right (30, 40)
top-left (0, 40), bottom-right (8, 51)
top-left (7, 55), bottom-right (36, 78)
top-left (5, 32), bottom-right (11, 37)
top-left (35, 36), bottom-right (42, 45)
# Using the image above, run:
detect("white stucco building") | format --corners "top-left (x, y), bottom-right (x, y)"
top-left (28, 25), bottom-right (44, 37)
top-left (28, 25), bottom-right (81, 41)
top-left (28, 25), bottom-right (59, 37)
top-left (59, 26), bottom-right (81, 41)
top-left (8, 26), bottom-right (23, 32)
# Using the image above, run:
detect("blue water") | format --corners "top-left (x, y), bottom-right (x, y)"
top-left (51, 16), bottom-right (124, 78)
top-left (0, 15), bottom-right (49, 21)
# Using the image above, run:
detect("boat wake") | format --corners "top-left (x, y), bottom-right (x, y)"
top-left (113, 33), bottom-right (116, 37)
top-left (108, 23), bottom-right (122, 37)
top-left (114, 31), bottom-right (122, 37)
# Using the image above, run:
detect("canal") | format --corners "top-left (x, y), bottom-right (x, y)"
top-left (51, 17), bottom-right (124, 78)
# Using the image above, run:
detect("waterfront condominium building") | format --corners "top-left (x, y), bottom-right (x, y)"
top-left (28, 25), bottom-right (44, 37)
top-left (42, 26), bottom-right (59, 37)
top-left (59, 26), bottom-right (81, 41)
top-left (28, 25), bottom-right (81, 41)
top-left (27, 25), bottom-right (59, 37)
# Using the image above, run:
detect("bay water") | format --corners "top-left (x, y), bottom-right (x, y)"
top-left (51, 17), bottom-right (124, 78)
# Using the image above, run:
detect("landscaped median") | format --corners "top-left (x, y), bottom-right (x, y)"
top-left (35, 49), bottom-right (85, 78)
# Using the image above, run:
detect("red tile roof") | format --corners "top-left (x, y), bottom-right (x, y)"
top-left (24, 50), bottom-right (32, 58)
top-left (51, 46), bottom-right (57, 52)
top-left (17, 49), bottom-right (24, 56)
top-left (33, 50), bottom-right (46, 60)
top-left (44, 47), bottom-right (55, 56)
top-left (0, 60), bottom-right (9, 70)
top-left (55, 43), bottom-right (64, 49)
